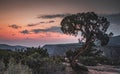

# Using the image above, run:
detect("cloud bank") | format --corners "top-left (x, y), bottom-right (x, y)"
top-left (20, 26), bottom-right (62, 34)
top-left (27, 20), bottom-right (55, 27)
top-left (37, 13), bottom-right (71, 19)
top-left (20, 30), bottom-right (30, 34)
top-left (9, 24), bottom-right (21, 29)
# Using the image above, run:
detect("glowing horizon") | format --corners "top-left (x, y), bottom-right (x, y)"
top-left (0, 0), bottom-right (120, 46)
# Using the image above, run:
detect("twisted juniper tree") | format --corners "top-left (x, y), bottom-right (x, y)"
top-left (60, 12), bottom-right (110, 65)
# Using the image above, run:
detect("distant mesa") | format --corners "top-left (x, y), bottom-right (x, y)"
top-left (107, 35), bottom-right (120, 46)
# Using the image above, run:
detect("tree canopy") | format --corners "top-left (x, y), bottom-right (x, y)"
top-left (61, 12), bottom-right (110, 46)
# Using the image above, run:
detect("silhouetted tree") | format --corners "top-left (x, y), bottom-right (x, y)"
top-left (61, 12), bottom-right (110, 64)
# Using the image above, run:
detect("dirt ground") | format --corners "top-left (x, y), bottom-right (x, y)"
top-left (63, 62), bottom-right (120, 74)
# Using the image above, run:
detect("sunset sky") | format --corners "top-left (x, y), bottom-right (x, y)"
top-left (0, 0), bottom-right (120, 47)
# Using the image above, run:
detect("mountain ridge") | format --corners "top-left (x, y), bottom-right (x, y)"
top-left (0, 44), bottom-right (27, 50)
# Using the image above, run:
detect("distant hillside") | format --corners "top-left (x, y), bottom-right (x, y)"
top-left (108, 35), bottom-right (120, 46)
top-left (101, 35), bottom-right (120, 60)
top-left (0, 44), bottom-right (27, 50)
top-left (43, 43), bottom-right (82, 56)
top-left (101, 13), bottom-right (120, 25)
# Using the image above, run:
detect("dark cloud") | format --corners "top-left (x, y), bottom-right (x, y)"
top-left (40, 21), bottom-right (45, 24)
top-left (9, 24), bottom-right (21, 29)
top-left (27, 24), bottom-right (36, 27)
top-left (27, 22), bottom-right (42, 27)
top-left (20, 26), bottom-right (62, 34)
top-left (31, 29), bottom-right (43, 34)
top-left (37, 13), bottom-right (71, 19)
top-left (20, 30), bottom-right (30, 34)
top-left (47, 26), bottom-right (62, 33)
top-left (31, 26), bottom-right (62, 34)
top-left (48, 20), bottom-right (55, 23)
top-left (27, 20), bottom-right (55, 27)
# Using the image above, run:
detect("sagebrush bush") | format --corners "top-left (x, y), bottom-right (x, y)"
top-left (0, 47), bottom-right (66, 74)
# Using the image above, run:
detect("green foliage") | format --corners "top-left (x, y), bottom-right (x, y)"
top-left (61, 12), bottom-right (110, 46)
top-left (0, 47), bottom-right (66, 74)
top-left (61, 12), bottom-right (111, 66)
top-left (79, 56), bottom-right (108, 66)
top-left (65, 47), bottom-right (110, 66)
top-left (66, 49), bottom-right (74, 58)
top-left (78, 47), bottom-right (109, 66)
top-left (0, 49), bottom-right (13, 68)
top-left (24, 47), bottom-right (49, 57)
top-left (80, 48), bottom-right (103, 57)
top-left (5, 58), bottom-right (32, 74)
